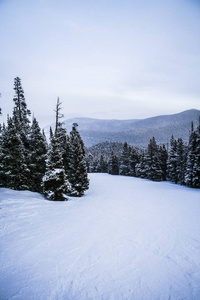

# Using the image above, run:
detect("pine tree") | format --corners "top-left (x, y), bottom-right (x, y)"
top-left (43, 99), bottom-right (71, 200)
top-left (136, 150), bottom-right (148, 179)
top-left (12, 77), bottom-right (31, 145)
top-left (96, 155), bottom-right (107, 173)
top-left (43, 135), bottom-right (71, 200)
top-left (108, 152), bottom-right (119, 175)
top-left (185, 122), bottom-right (197, 187)
top-left (68, 123), bottom-right (89, 196)
top-left (129, 146), bottom-right (139, 176)
top-left (167, 135), bottom-right (178, 183)
top-left (176, 138), bottom-right (186, 185)
top-left (119, 142), bottom-right (130, 176)
top-left (0, 116), bottom-right (30, 190)
top-left (158, 144), bottom-right (168, 181)
top-left (0, 123), bottom-right (7, 187)
top-left (146, 137), bottom-right (163, 181)
top-left (29, 118), bottom-right (47, 192)
top-left (12, 77), bottom-right (32, 188)
top-left (54, 97), bottom-right (71, 174)
top-left (192, 118), bottom-right (200, 188)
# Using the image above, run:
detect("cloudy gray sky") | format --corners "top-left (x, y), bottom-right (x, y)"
top-left (0, 0), bottom-right (200, 127)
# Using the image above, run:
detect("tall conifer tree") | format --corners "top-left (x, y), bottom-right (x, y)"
top-left (29, 118), bottom-right (47, 192)
top-left (0, 117), bottom-right (29, 190)
top-left (167, 135), bottom-right (178, 183)
top-left (119, 142), bottom-right (130, 176)
top-left (192, 119), bottom-right (200, 188)
top-left (185, 122), bottom-right (197, 187)
top-left (68, 123), bottom-right (89, 196)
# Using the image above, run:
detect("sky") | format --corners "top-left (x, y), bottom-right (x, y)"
top-left (0, 0), bottom-right (200, 128)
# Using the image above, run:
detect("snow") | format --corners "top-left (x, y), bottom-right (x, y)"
top-left (0, 174), bottom-right (200, 300)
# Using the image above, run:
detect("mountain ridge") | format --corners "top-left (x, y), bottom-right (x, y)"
top-left (44, 109), bottom-right (200, 147)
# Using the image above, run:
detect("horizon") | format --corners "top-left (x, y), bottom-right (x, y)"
top-left (44, 108), bottom-right (200, 126)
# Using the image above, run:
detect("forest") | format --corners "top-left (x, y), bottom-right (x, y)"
top-left (0, 77), bottom-right (89, 200)
top-left (0, 77), bottom-right (200, 199)
top-left (86, 123), bottom-right (200, 189)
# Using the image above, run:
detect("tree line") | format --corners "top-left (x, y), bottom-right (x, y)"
top-left (0, 77), bottom-right (89, 200)
top-left (86, 122), bottom-right (200, 188)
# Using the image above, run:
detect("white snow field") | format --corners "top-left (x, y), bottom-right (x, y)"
top-left (0, 174), bottom-right (200, 300)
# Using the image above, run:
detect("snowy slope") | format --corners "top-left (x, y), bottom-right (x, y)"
top-left (0, 174), bottom-right (200, 300)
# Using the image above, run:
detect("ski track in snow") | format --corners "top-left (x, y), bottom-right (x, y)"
top-left (0, 174), bottom-right (200, 300)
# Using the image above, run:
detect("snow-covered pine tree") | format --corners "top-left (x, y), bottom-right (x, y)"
top-left (12, 77), bottom-right (31, 145)
top-left (68, 123), bottom-right (89, 196)
top-left (54, 97), bottom-right (71, 175)
top-left (29, 118), bottom-right (47, 192)
top-left (184, 122), bottom-right (197, 187)
top-left (96, 155), bottom-right (107, 173)
top-left (43, 135), bottom-right (71, 200)
top-left (43, 99), bottom-right (71, 200)
top-left (0, 116), bottom-right (30, 190)
top-left (0, 123), bottom-right (7, 187)
top-left (146, 137), bottom-right (163, 181)
top-left (135, 150), bottom-right (148, 179)
top-left (158, 144), bottom-right (168, 181)
top-left (129, 146), bottom-right (139, 177)
top-left (167, 135), bottom-right (178, 183)
top-left (12, 77), bottom-right (33, 188)
top-left (192, 118), bottom-right (200, 188)
top-left (119, 142), bottom-right (130, 176)
top-left (176, 138), bottom-right (186, 185)
top-left (108, 152), bottom-right (119, 175)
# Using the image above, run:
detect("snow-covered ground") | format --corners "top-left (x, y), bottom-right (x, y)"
top-left (0, 174), bottom-right (200, 300)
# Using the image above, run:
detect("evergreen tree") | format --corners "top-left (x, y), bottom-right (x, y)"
top-left (167, 135), bottom-right (178, 183)
top-left (192, 119), bottom-right (200, 188)
top-left (136, 150), bottom-right (148, 179)
top-left (0, 117), bottom-right (30, 190)
top-left (158, 144), bottom-right (168, 181)
top-left (176, 138), bottom-right (186, 185)
top-left (68, 123), bottom-right (89, 196)
top-left (129, 146), bottom-right (139, 176)
top-left (12, 77), bottom-right (32, 188)
top-left (0, 123), bottom-right (7, 187)
top-left (54, 97), bottom-right (71, 174)
top-left (12, 77), bottom-right (31, 145)
top-left (108, 152), bottom-right (119, 175)
top-left (29, 118), bottom-right (47, 192)
top-left (43, 135), bottom-right (71, 200)
top-left (185, 122), bottom-right (197, 187)
top-left (119, 142), bottom-right (130, 176)
top-left (146, 137), bottom-right (163, 181)
top-left (96, 155), bottom-right (107, 173)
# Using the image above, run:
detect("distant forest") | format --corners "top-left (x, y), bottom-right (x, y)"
top-left (86, 121), bottom-right (200, 188)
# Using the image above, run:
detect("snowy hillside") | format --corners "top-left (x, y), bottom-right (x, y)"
top-left (1, 174), bottom-right (200, 300)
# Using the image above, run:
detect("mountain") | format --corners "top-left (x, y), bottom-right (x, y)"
top-left (44, 109), bottom-right (200, 147)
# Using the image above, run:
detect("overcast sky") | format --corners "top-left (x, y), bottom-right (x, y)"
top-left (0, 0), bottom-right (200, 128)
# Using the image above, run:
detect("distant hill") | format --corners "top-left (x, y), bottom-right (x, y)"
top-left (44, 109), bottom-right (200, 148)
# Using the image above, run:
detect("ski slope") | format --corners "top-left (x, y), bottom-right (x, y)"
top-left (0, 174), bottom-right (200, 300)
